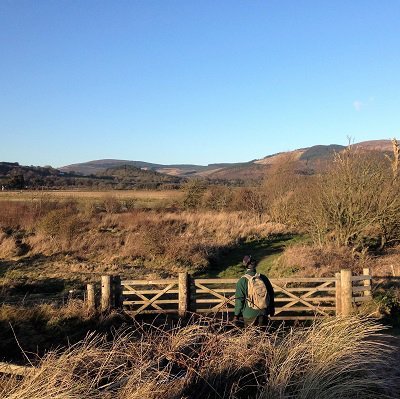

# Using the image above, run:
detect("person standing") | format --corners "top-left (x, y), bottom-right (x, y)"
top-left (233, 255), bottom-right (275, 327)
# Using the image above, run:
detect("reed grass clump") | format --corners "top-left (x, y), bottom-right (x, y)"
top-left (0, 316), bottom-right (398, 399)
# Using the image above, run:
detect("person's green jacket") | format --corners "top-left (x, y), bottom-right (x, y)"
top-left (234, 270), bottom-right (275, 319)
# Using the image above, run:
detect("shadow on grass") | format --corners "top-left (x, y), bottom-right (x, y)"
top-left (0, 259), bottom-right (15, 278)
top-left (202, 234), bottom-right (302, 278)
top-left (0, 254), bottom-right (84, 305)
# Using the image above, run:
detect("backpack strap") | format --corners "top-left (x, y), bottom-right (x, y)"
top-left (242, 274), bottom-right (256, 281)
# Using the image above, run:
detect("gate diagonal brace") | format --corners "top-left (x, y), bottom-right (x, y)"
top-left (135, 283), bottom-right (177, 314)
top-left (195, 282), bottom-right (235, 311)
top-left (123, 285), bottom-right (162, 311)
top-left (272, 283), bottom-right (329, 316)
top-left (210, 296), bottom-right (235, 312)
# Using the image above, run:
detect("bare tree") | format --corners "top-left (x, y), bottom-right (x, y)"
top-left (299, 143), bottom-right (400, 250)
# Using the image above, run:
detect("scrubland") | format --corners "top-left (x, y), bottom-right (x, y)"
top-left (0, 198), bottom-right (287, 281)
top-left (1, 143), bottom-right (400, 398)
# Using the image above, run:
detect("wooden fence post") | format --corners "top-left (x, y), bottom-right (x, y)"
top-left (101, 275), bottom-right (112, 312)
top-left (178, 272), bottom-right (189, 317)
top-left (340, 269), bottom-right (353, 316)
top-left (86, 284), bottom-right (96, 312)
top-left (335, 272), bottom-right (341, 316)
top-left (363, 267), bottom-right (372, 298)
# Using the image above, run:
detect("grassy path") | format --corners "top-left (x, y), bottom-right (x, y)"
top-left (203, 234), bottom-right (303, 278)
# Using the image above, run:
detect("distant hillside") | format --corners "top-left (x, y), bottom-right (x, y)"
top-left (354, 139), bottom-right (394, 152)
top-left (0, 162), bottom-right (181, 190)
top-left (197, 162), bottom-right (268, 182)
top-left (61, 159), bottom-right (209, 176)
top-left (60, 159), bottom-right (165, 175)
top-left (299, 145), bottom-right (346, 161)
top-left (0, 162), bottom-right (68, 189)
top-left (98, 165), bottom-right (181, 188)
top-left (55, 138), bottom-right (398, 183)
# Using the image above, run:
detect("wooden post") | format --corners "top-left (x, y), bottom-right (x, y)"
top-left (101, 275), bottom-right (112, 312)
top-left (363, 267), bottom-right (372, 298)
top-left (178, 272), bottom-right (189, 317)
top-left (335, 272), bottom-right (341, 316)
top-left (340, 269), bottom-right (353, 316)
top-left (113, 275), bottom-right (123, 309)
top-left (0, 361), bottom-right (33, 376)
top-left (86, 284), bottom-right (96, 312)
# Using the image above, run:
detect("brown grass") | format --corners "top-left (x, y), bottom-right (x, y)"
top-left (0, 189), bottom-right (183, 204)
top-left (0, 196), bottom-right (289, 282)
top-left (274, 243), bottom-right (368, 277)
top-left (0, 300), bottom-right (101, 363)
top-left (369, 245), bottom-right (400, 277)
top-left (0, 232), bottom-right (18, 258)
top-left (0, 316), bottom-right (398, 398)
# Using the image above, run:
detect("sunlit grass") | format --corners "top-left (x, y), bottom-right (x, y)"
top-left (0, 316), bottom-right (397, 399)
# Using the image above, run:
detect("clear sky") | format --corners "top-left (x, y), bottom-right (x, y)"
top-left (1, 1), bottom-right (399, 167)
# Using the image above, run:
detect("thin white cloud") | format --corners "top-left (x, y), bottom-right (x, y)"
top-left (353, 100), bottom-right (363, 111)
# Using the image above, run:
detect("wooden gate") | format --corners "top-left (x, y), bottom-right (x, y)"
top-left (121, 278), bottom-right (180, 314)
top-left (269, 277), bottom-right (336, 320)
top-left (192, 278), bottom-right (236, 314)
top-left (96, 269), bottom-right (372, 319)
top-left (192, 277), bottom-right (337, 320)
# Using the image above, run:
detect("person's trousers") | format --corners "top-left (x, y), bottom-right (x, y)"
top-left (243, 315), bottom-right (268, 327)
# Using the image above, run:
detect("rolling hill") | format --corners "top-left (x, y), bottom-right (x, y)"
top-left (59, 139), bottom-right (395, 182)
top-left (2, 139), bottom-right (393, 189)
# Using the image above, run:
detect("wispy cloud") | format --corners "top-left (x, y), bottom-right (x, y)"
top-left (353, 100), bottom-right (363, 111)
top-left (353, 97), bottom-right (374, 112)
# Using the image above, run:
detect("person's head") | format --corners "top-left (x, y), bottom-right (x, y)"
top-left (243, 255), bottom-right (257, 270)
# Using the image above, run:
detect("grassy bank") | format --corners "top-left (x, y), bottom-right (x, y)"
top-left (1, 316), bottom-right (398, 399)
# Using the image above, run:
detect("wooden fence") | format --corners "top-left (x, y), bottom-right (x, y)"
top-left (90, 268), bottom-right (373, 320)
top-left (0, 269), bottom-right (374, 377)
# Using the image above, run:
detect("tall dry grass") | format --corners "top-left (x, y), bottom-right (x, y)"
top-left (0, 300), bottom-right (100, 362)
top-left (273, 243), bottom-right (369, 277)
top-left (0, 316), bottom-right (398, 399)
top-left (1, 197), bottom-right (289, 276)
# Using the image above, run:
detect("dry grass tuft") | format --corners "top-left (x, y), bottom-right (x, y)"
top-left (0, 232), bottom-right (19, 258)
top-left (0, 316), bottom-right (398, 398)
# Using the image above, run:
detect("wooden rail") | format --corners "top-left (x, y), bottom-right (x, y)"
top-left (91, 268), bottom-right (373, 320)
top-left (0, 361), bottom-right (32, 376)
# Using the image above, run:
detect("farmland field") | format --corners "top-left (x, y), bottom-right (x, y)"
top-left (0, 189), bottom-right (183, 207)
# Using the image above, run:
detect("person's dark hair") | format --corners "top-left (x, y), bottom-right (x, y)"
top-left (243, 255), bottom-right (256, 268)
top-left (243, 255), bottom-right (251, 267)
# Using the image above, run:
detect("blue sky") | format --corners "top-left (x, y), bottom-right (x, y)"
top-left (0, 1), bottom-right (399, 167)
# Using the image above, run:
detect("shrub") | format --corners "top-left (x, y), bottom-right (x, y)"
top-left (232, 187), bottom-right (266, 222)
top-left (37, 208), bottom-right (84, 242)
top-left (375, 288), bottom-right (400, 325)
top-left (202, 185), bottom-right (233, 211)
top-left (182, 180), bottom-right (207, 210)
